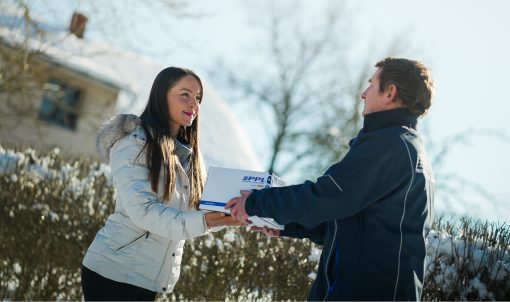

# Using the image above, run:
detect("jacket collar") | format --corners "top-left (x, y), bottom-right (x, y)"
top-left (174, 139), bottom-right (192, 164)
top-left (145, 126), bottom-right (192, 165)
top-left (135, 117), bottom-right (192, 164)
top-left (125, 117), bottom-right (192, 164)
top-left (362, 108), bottom-right (420, 134)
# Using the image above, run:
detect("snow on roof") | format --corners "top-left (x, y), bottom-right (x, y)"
top-left (0, 7), bottom-right (263, 171)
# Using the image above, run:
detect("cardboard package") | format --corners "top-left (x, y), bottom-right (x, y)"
top-left (199, 167), bottom-right (286, 230)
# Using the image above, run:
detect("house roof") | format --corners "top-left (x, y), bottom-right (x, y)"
top-left (0, 5), bottom-right (263, 171)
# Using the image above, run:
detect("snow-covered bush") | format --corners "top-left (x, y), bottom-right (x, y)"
top-left (0, 144), bottom-right (319, 301)
top-left (1, 144), bottom-right (509, 301)
top-left (170, 227), bottom-right (318, 301)
top-left (422, 217), bottom-right (510, 301)
top-left (0, 144), bottom-right (115, 301)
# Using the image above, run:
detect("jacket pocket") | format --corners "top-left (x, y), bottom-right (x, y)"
top-left (115, 231), bottom-right (149, 253)
top-left (327, 242), bottom-right (341, 296)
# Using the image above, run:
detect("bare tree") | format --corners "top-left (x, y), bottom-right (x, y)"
top-left (212, 1), bottom-right (414, 180)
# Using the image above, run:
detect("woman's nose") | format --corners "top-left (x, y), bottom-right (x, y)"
top-left (189, 98), bottom-right (199, 108)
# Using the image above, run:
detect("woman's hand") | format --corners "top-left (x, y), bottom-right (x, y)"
top-left (205, 212), bottom-right (247, 228)
top-left (251, 226), bottom-right (280, 237)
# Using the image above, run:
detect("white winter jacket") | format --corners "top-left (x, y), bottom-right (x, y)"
top-left (83, 114), bottom-right (212, 293)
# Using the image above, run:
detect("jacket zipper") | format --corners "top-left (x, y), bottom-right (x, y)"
top-left (323, 220), bottom-right (338, 301)
top-left (153, 239), bottom-right (173, 291)
top-left (116, 231), bottom-right (149, 252)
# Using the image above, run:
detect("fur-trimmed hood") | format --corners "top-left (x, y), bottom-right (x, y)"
top-left (96, 114), bottom-right (142, 164)
top-left (96, 114), bottom-right (192, 165)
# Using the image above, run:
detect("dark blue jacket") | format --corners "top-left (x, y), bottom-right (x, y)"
top-left (245, 108), bottom-right (435, 301)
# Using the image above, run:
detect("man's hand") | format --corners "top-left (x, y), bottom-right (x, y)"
top-left (225, 190), bottom-right (252, 224)
top-left (205, 212), bottom-right (246, 228)
top-left (251, 226), bottom-right (280, 237)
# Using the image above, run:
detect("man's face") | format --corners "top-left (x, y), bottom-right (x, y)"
top-left (361, 68), bottom-right (386, 117)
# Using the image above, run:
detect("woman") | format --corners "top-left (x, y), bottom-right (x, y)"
top-left (81, 67), bottom-right (243, 301)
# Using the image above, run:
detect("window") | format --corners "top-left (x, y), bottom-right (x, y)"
top-left (38, 80), bottom-right (81, 130)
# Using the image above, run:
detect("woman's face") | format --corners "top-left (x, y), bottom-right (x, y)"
top-left (167, 75), bottom-right (201, 136)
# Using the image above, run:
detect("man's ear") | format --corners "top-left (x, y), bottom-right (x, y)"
top-left (382, 84), bottom-right (398, 105)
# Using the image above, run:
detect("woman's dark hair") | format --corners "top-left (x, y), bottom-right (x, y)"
top-left (139, 67), bottom-right (206, 209)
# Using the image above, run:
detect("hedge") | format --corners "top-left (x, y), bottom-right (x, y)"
top-left (1, 144), bottom-right (509, 301)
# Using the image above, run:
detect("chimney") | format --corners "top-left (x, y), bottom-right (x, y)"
top-left (70, 12), bottom-right (88, 38)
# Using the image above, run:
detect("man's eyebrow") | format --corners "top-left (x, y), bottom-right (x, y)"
top-left (368, 79), bottom-right (372, 83)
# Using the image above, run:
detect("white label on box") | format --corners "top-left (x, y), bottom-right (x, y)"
top-left (199, 167), bottom-right (286, 230)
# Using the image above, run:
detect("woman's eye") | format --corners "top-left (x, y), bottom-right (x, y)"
top-left (182, 93), bottom-right (189, 98)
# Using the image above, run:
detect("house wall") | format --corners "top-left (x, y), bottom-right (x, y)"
top-left (0, 61), bottom-right (120, 157)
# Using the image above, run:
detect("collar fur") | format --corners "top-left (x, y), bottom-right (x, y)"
top-left (96, 114), bottom-right (142, 164)
top-left (96, 114), bottom-right (192, 165)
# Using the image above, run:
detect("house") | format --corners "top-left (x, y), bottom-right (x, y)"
top-left (0, 8), bottom-right (262, 171)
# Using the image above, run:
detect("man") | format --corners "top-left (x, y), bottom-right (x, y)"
top-left (225, 57), bottom-right (436, 301)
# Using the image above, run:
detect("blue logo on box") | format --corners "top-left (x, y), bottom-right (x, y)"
top-left (242, 176), bottom-right (265, 183)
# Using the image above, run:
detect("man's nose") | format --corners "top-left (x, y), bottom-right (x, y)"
top-left (360, 88), bottom-right (368, 100)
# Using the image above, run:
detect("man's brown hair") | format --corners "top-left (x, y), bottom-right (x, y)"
top-left (375, 57), bottom-right (436, 116)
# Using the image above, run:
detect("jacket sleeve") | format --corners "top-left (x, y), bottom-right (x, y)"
top-left (245, 137), bottom-right (400, 228)
top-left (111, 136), bottom-right (208, 241)
top-left (210, 225), bottom-right (226, 233)
top-left (280, 222), bottom-right (327, 245)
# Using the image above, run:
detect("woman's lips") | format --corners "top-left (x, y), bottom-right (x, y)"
top-left (183, 111), bottom-right (194, 117)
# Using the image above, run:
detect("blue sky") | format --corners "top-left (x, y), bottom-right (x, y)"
top-left (31, 0), bottom-right (510, 222)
